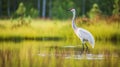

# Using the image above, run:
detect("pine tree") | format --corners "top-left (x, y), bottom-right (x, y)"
top-left (88, 3), bottom-right (101, 19)
top-left (112, 0), bottom-right (120, 18)
top-left (16, 2), bottom-right (26, 25)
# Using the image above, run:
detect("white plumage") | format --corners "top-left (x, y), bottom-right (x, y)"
top-left (76, 28), bottom-right (95, 48)
top-left (69, 8), bottom-right (95, 49)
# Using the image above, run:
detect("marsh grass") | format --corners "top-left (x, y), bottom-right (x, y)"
top-left (0, 19), bottom-right (120, 41)
top-left (0, 41), bottom-right (120, 67)
top-left (0, 19), bottom-right (120, 67)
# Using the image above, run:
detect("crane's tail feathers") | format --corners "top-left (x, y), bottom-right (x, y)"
top-left (90, 42), bottom-right (95, 48)
top-left (90, 37), bottom-right (95, 48)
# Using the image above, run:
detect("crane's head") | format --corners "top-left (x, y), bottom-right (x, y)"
top-left (68, 8), bottom-right (76, 12)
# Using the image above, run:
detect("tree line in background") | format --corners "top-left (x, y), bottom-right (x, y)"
top-left (0, 0), bottom-right (119, 19)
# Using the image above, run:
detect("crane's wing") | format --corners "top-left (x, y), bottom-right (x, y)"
top-left (77, 28), bottom-right (95, 48)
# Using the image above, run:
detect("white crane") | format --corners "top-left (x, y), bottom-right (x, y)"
top-left (69, 8), bottom-right (95, 50)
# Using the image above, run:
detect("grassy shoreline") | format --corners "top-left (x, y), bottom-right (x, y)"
top-left (0, 19), bottom-right (120, 41)
top-left (0, 19), bottom-right (120, 67)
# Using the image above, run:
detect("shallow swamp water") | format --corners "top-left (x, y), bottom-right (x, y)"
top-left (0, 40), bottom-right (120, 67)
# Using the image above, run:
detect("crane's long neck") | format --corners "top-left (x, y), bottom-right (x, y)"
top-left (72, 11), bottom-right (77, 30)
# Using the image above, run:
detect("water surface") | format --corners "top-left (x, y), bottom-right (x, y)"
top-left (0, 40), bottom-right (120, 67)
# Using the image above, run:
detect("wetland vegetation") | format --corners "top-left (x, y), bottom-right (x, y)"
top-left (0, 19), bottom-right (120, 67)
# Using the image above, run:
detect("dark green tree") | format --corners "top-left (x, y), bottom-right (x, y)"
top-left (88, 3), bottom-right (101, 19)
top-left (112, 0), bottom-right (120, 17)
top-left (16, 2), bottom-right (26, 24)
top-left (52, 0), bottom-right (75, 19)
top-left (30, 8), bottom-right (38, 18)
top-left (98, 0), bottom-right (114, 15)
top-left (16, 2), bottom-right (26, 17)
top-left (0, 0), bottom-right (2, 16)
top-left (0, 0), bottom-right (118, 19)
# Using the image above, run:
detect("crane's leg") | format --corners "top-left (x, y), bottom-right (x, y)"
top-left (82, 43), bottom-right (84, 51)
top-left (85, 43), bottom-right (88, 51)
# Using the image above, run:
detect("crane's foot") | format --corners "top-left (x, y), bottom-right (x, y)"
top-left (81, 43), bottom-right (90, 54)
top-left (85, 43), bottom-right (90, 53)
